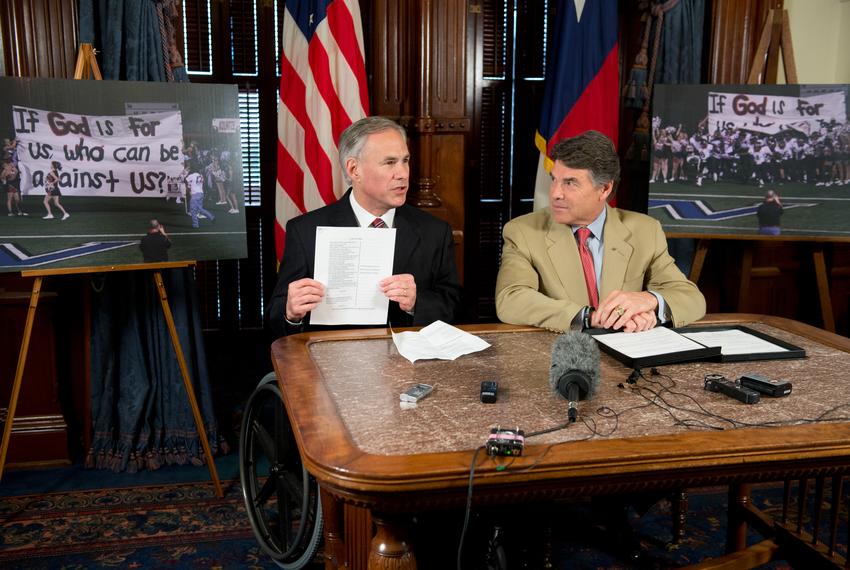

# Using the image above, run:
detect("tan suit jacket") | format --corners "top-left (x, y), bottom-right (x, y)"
top-left (495, 205), bottom-right (706, 332)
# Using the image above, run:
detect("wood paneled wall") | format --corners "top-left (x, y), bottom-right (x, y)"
top-left (708, 0), bottom-right (781, 84)
top-left (0, 0), bottom-right (78, 78)
top-left (367, 0), bottom-right (470, 286)
top-left (0, 0), bottom-right (92, 459)
top-left (0, 2), bottom-right (85, 301)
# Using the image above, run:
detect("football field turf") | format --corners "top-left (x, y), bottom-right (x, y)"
top-left (648, 181), bottom-right (850, 238)
top-left (0, 196), bottom-right (247, 270)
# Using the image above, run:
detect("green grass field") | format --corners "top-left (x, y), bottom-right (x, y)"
top-left (0, 195), bottom-right (247, 271)
top-left (648, 181), bottom-right (850, 238)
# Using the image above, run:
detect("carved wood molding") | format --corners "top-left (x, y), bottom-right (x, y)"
top-left (432, 117), bottom-right (471, 132)
top-left (320, 460), bottom-right (850, 513)
top-left (368, 0), bottom-right (470, 211)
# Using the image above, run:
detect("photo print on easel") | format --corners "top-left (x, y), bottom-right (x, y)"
top-left (649, 84), bottom-right (850, 240)
top-left (0, 77), bottom-right (247, 271)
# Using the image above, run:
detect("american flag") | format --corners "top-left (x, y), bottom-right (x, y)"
top-left (276, 0), bottom-right (369, 261)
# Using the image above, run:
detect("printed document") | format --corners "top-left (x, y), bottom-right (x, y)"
top-left (392, 320), bottom-right (491, 363)
top-left (681, 329), bottom-right (787, 355)
top-left (592, 326), bottom-right (707, 359)
top-left (310, 226), bottom-right (395, 325)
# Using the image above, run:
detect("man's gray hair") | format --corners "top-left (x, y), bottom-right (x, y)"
top-left (338, 116), bottom-right (407, 185)
top-left (549, 130), bottom-right (621, 188)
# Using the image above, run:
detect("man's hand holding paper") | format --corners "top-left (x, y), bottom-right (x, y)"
top-left (380, 273), bottom-right (416, 313)
top-left (286, 278), bottom-right (326, 322)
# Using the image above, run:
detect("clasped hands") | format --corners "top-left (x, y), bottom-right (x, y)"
top-left (285, 274), bottom-right (417, 322)
top-left (590, 290), bottom-right (658, 333)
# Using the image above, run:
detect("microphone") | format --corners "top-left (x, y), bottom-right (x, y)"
top-left (549, 332), bottom-right (601, 422)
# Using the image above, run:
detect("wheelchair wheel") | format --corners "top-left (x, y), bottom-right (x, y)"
top-left (240, 373), bottom-right (323, 569)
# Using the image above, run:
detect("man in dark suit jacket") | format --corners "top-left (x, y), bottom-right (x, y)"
top-left (267, 116), bottom-right (462, 337)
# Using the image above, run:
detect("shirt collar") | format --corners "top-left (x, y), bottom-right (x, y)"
top-left (349, 190), bottom-right (396, 228)
top-left (571, 206), bottom-right (607, 240)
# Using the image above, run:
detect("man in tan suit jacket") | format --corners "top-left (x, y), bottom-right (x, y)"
top-left (496, 130), bottom-right (705, 333)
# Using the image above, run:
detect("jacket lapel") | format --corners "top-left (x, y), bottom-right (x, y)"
top-left (599, 205), bottom-right (634, 300)
top-left (326, 189), bottom-right (359, 226)
top-left (392, 205), bottom-right (420, 273)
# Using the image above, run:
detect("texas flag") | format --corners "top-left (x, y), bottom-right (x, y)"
top-left (533, 0), bottom-right (619, 210)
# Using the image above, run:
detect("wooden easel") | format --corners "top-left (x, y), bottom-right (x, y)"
top-left (747, 8), bottom-right (797, 85)
top-left (0, 45), bottom-right (223, 497)
top-left (688, 8), bottom-right (835, 333)
top-left (73, 43), bottom-right (103, 80)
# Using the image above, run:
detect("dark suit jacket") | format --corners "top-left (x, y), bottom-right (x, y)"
top-left (267, 190), bottom-right (462, 337)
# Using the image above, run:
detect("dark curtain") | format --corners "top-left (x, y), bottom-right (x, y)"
top-left (79, 0), bottom-right (221, 472)
top-left (621, 0), bottom-right (705, 275)
top-left (656, 0), bottom-right (706, 276)
top-left (87, 270), bottom-right (222, 472)
top-left (657, 0), bottom-right (705, 85)
top-left (79, 0), bottom-right (187, 82)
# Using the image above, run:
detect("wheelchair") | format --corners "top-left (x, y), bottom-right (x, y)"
top-left (239, 372), bottom-right (324, 568)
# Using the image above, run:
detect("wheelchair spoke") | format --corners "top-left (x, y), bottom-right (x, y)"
top-left (252, 420), bottom-right (277, 462)
top-left (280, 470), bottom-right (306, 503)
top-left (254, 473), bottom-right (278, 507)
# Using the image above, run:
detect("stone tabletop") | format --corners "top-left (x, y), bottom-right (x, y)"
top-left (307, 323), bottom-right (850, 456)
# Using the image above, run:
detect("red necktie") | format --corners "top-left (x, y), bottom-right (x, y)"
top-left (369, 217), bottom-right (387, 228)
top-left (577, 227), bottom-right (598, 308)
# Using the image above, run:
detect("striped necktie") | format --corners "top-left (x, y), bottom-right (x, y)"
top-left (369, 217), bottom-right (387, 228)
top-left (576, 227), bottom-right (599, 308)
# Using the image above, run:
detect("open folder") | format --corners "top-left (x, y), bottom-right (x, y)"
top-left (587, 325), bottom-right (805, 369)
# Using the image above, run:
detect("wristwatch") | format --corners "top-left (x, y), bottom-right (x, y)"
top-left (582, 306), bottom-right (594, 331)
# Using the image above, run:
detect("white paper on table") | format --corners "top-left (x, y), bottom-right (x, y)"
top-left (681, 329), bottom-right (788, 355)
top-left (592, 326), bottom-right (707, 359)
top-left (310, 226), bottom-right (396, 325)
top-left (392, 320), bottom-right (491, 363)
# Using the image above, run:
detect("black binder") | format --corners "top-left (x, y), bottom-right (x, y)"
top-left (586, 324), bottom-right (805, 368)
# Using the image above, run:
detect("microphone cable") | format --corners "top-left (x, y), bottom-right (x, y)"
top-left (457, 445), bottom-right (485, 570)
top-left (628, 368), bottom-right (744, 429)
top-left (624, 368), bottom-right (850, 430)
top-left (524, 421), bottom-right (572, 438)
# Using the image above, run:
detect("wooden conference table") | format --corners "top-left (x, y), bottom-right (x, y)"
top-left (270, 314), bottom-right (850, 569)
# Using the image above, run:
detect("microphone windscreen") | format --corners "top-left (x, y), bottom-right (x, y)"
top-left (549, 331), bottom-right (601, 399)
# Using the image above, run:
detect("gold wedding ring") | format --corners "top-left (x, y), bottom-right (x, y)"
top-left (615, 306), bottom-right (625, 317)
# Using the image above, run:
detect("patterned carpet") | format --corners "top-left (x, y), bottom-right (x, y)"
top-left (0, 480), bottom-right (277, 569)
top-left (0, 473), bottom-right (834, 568)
